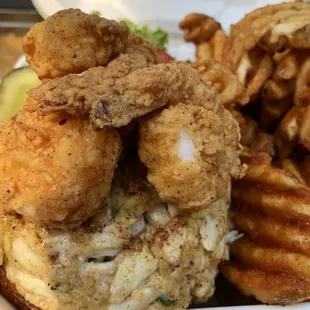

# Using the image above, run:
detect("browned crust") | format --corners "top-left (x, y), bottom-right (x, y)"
top-left (221, 262), bottom-right (310, 305)
top-left (0, 267), bottom-right (41, 310)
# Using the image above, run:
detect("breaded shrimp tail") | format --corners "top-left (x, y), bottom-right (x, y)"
top-left (139, 103), bottom-right (245, 210)
top-left (29, 63), bottom-right (221, 128)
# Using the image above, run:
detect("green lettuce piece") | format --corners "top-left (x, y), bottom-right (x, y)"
top-left (123, 19), bottom-right (168, 50)
top-left (91, 10), bottom-right (101, 16)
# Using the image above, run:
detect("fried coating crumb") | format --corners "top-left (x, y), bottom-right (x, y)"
top-left (0, 99), bottom-right (121, 228)
top-left (28, 52), bottom-right (156, 117)
top-left (23, 9), bottom-right (129, 80)
top-left (29, 63), bottom-right (219, 129)
top-left (139, 103), bottom-right (244, 209)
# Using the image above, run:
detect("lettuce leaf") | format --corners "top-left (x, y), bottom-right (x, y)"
top-left (123, 19), bottom-right (168, 50)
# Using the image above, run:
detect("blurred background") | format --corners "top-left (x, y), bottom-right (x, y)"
top-left (0, 0), bottom-right (41, 78)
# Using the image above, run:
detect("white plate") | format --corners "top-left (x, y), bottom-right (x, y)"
top-left (6, 1), bottom-right (308, 309)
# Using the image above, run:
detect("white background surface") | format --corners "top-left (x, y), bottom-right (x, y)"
top-left (2, 0), bottom-right (310, 309)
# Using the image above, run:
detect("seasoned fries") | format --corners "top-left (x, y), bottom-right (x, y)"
top-left (179, 13), bottom-right (221, 44)
top-left (180, 1), bottom-right (310, 305)
top-left (194, 60), bottom-right (249, 106)
top-left (221, 153), bottom-right (310, 305)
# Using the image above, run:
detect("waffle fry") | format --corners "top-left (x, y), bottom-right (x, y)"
top-left (180, 1), bottom-right (310, 306)
top-left (180, 13), bottom-right (228, 64)
top-left (295, 57), bottom-right (310, 107)
top-left (196, 42), bottom-right (213, 62)
top-left (227, 108), bottom-right (258, 146)
top-left (196, 29), bottom-right (228, 63)
top-left (274, 52), bottom-right (299, 80)
top-left (275, 107), bottom-right (299, 158)
top-left (194, 60), bottom-right (249, 106)
top-left (244, 50), bottom-right (274, 100)
top-left (179, 13), bottom-right (221, 44)
top-left (250, 132), bottom-right (275, 156)
top-left (231, 2), bottom-right (310, 53)
top-left (221, 262), bottom-right (310, 305)
top-left (221, 153), bottom-right (310, 305)
top-left (299, 104), bottom-right (310, 151)
top-left (260, 79), bottom-right (294, 126)
top-left (232, 48), bottom-right (273, 102)
top-left (301, 155), bottom-right (310, 186)
top-left (281, 158), bottom-right (306, 184)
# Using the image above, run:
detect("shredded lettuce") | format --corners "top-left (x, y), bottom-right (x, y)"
top-left (91, 10), bottom-right (101, 16)
top-left (89, 14), bottom-right (169, 50)
top-left (122, 19), bottom-right (168, 50)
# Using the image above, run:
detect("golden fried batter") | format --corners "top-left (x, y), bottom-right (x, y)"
top-left (139, 103), bottom-right (244, 209)
top-left (23, 9), bottom-right (129, 80)
top-left (28, 52), bottom-right (156, 116)
top-left (29, 63), bottom-right (220, 129)
top-left (0, 100), bottom-right (121, 228)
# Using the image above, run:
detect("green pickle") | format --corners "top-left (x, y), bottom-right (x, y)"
top-left (0, 67), bottom-right (40, 121)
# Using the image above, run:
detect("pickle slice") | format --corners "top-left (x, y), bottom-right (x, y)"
top-left (0, 67), bottom-right (40, 121)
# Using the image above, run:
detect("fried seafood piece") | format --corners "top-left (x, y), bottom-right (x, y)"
top-left (0, 179), bottom-right (231, 310)
top-left (139, 102), bottom-right (245, 210)
top-left (29, 63), bottom-right (221, 129)
top-left (194, 60), bottom-right (249, 106)
top-left (125, 32), bottom-right (159, 65)
top-left (23, 9), bottom-right (129, 80)
top-left (221, 152), bottom-right (310, 305)
top-left (0, 99), bottom-right (121, 228)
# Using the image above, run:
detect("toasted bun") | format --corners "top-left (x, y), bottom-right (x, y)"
top-left (0, 267), bottom-right (41, 310)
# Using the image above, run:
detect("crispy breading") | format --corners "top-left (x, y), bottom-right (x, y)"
top-left (0, 99), bottom-right (121, 228)
top-left (29, 63), bottom-right (221, 129)
top-left (139, 102), bottom-right (245, 210)
top-left (28, 52), bottom-right (156, 116)
top-left (23, 9), bottom-right (129, 80)
top-left (125, 32), bottom-right (159, 64)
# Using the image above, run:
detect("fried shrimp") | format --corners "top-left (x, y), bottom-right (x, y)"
top-left (23, 9), bottom-right (129, 80)
top-left (29, 63), bottom-right (219, 128)
top-left (139, 103), bottom-right (244, 209)
top-left (0, 99), bottom-right (121, 228)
